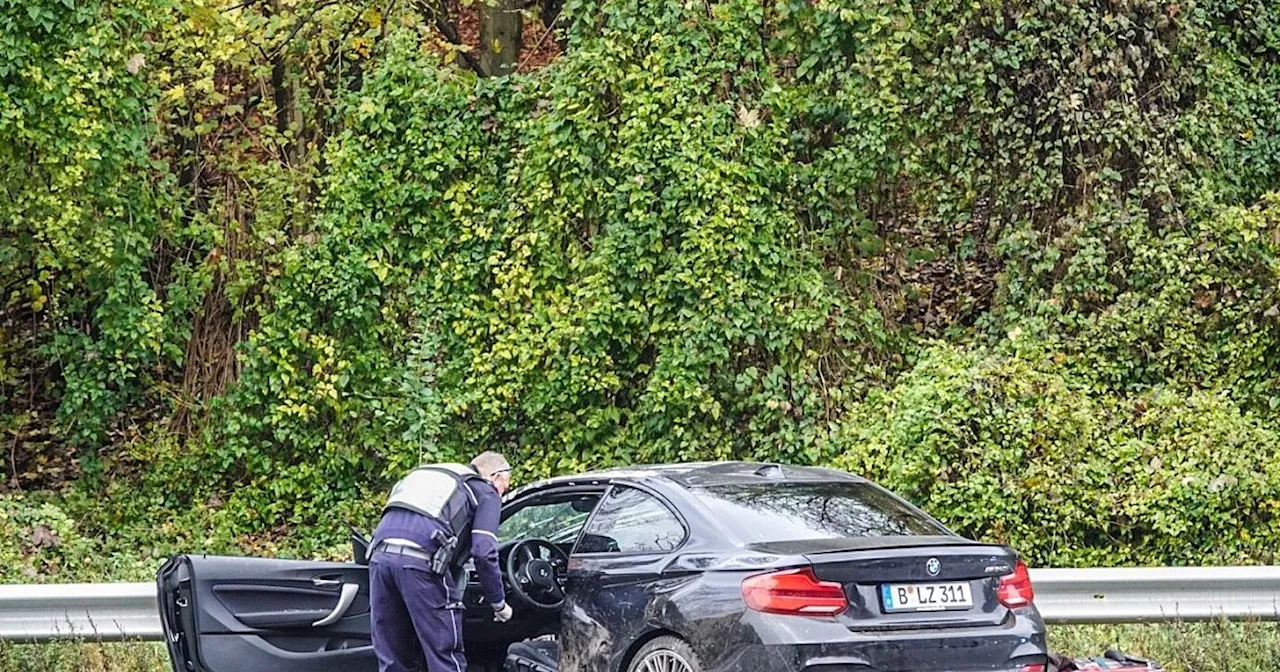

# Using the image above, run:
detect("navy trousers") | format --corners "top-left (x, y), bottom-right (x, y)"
top-left (369, 551), bottom-right (468, 672)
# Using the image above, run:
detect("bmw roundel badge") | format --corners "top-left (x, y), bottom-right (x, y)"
top-left (926, 557), bottom-right (941, 577)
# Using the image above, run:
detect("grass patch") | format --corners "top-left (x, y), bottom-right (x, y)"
top-left (0, 641), bottom-right (166, 672)
top-left (1050, 621), bottom-right (1280, 672)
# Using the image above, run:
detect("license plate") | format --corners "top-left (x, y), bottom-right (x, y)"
top-left (881, 582), bottom-right (973, 612)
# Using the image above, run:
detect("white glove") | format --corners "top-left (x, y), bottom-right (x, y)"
top-left (493, 602), bottom-right (513, 623)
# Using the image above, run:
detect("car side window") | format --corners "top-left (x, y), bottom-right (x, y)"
top-left (500, 495), bottom-right (600, 546)
top-left (575, 486), bottom-right (686, 554)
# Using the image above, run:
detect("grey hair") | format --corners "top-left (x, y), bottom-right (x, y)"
top-left (470, 451), bottom-right (511, 478)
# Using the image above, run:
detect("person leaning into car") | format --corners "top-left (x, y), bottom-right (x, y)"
top-left (368, 451), bottom-right (514, 672)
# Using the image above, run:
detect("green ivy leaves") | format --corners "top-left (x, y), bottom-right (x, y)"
top-left (6, 0), bottom-right (1280, 565)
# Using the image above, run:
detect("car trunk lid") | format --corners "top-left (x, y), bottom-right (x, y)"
top-left (788, 539), bottom-right (1020, 630)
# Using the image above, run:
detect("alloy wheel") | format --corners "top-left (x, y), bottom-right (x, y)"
top-left (636, 649), bottom-right (694, 672)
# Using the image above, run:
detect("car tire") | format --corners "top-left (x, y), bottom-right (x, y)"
top-left (627, 635), bottom-right (702, 672)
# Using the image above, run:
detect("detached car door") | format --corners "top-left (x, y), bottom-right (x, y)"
top-left (157, 554), bottom-right (376, 672)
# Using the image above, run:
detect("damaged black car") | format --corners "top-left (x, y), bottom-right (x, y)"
top-left (157, 462), bottom-right (1048, 672)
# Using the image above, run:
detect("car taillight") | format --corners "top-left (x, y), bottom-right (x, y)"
top-left (998, 559), bottom-right (1035, 608)
top-left (1018, 665), bottom-right (1046, 672)
top-left (741, 567), bottom-right (848, 616)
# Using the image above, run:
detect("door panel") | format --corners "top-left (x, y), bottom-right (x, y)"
top-left (157, 555), bottom-right (376, 672)
top-left (560, 485), bottom-right (693, 671)
top-left (563, 552), bottom-right (666, 670)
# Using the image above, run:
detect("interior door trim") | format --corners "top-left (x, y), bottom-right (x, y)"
top-left (312, 584), bottom-right (360, 627)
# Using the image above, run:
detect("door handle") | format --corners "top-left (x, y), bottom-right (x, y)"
top-left (312, 583), bottom-right (359, 627)
top-left (312, 577), bottom-right (341, 587)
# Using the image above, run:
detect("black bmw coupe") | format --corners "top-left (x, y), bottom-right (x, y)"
top-left (158, 462), bottom-right (1048, 672)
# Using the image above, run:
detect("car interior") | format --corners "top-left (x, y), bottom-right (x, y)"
top-left (464, 490), bottom-right (605, 670)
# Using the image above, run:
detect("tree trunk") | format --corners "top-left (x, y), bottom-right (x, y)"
top-left (270, 0), bottom-right (300, 166)
top-left (479, 0), bottom-right (522, 77)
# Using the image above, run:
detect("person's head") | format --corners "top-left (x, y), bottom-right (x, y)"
top-left (471, 451), bottom-right (512, 495)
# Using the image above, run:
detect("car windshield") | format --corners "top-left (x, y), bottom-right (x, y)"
top-left (694, 481), bottom-right (946, 544)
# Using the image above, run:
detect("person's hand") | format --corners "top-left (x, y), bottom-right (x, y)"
top-left (493, 602), bottom-right (513, 623)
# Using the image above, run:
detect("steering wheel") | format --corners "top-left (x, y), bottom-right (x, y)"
top-left (505, 539), bottom-right (569, 611)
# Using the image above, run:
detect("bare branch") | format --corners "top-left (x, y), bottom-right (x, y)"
top-left (221, 0), bottom-right (262, 13)
top-left (270, 0), bottom-right (343, 58)
top-left (517, 5), bottom-right (561, 73)
top-left (413, 0), bottom-right (486, 76)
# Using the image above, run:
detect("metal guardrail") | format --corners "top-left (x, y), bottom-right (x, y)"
top-left (1032, 566), bottom-right (1280, 624)
top-left (2, 567), bottom-right (1279, 641)
top-left (0, 583), bottom-right (159, 642)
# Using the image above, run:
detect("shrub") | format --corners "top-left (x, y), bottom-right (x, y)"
top-left (835, 344), bottom-right (1280, 567)
top-left (0, 494), bottom-right (155, 583)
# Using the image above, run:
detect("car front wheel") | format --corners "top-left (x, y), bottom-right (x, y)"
top-left (627, 636), bottom-right (702, 672)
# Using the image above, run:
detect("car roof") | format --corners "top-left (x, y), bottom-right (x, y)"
top-left (510, 460), bottom-right (863, 498)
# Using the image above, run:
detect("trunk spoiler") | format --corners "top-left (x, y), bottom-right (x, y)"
top-left (746, 535), bottom-right (980, 556)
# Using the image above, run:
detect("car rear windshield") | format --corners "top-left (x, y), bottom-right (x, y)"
top-left (694, 481), bottom-right (946, 544)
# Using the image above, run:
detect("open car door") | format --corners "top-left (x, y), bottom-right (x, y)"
top-left (156, 553), bottom-right (377, 672)
top-left (155, 485), bottom-right (607, 672)
top-left (156, 531), bottom-right (534, 672)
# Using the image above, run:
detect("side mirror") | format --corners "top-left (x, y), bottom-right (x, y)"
top-left (351, 527), bottom-right (371, 565)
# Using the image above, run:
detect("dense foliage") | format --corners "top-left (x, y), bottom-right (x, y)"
top-left (3, 0), bottom-right (1280, 575)
top-left (1, 0), bottom-right (178, 457)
